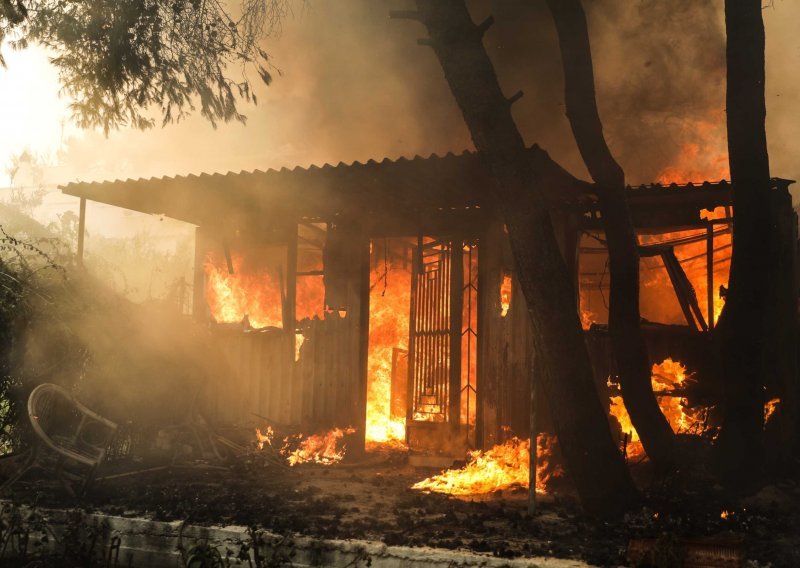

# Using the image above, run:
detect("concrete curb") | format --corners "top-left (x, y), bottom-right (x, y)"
top-left (1, 504), bottom-right (596, 567)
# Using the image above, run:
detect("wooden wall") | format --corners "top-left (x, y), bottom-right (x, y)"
top-left (295, 314), bottom-right (362, 428)
top-left (208, 329), bottom-right (296, 426)
top-left (198, 224), bottom-right (367, 433)
top-left (204, 313), bottom-right (363, 429)
top-left (477, 213), bottom-right (580, 449)
top-left (478, 222), bottom-right (535, 448)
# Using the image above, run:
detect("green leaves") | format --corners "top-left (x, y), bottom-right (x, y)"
top-left (7, 0), bottom-right (291, 133)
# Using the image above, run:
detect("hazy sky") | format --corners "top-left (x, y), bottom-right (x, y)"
top-left (0, 1), bottom-right (797, 198)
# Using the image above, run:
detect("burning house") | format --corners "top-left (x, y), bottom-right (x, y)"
top-left (60, 149), bottom-right (797, 468)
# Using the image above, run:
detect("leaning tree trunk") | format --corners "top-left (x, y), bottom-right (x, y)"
top-left (714, 0), bottom-right (771, 489)
top-left (545, 0), bottom-right (675, 467)
top-left (409, 0), bottom-right (638, 517)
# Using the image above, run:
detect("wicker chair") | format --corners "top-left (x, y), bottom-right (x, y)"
top-left (0, 383), bottom-right (118, 496)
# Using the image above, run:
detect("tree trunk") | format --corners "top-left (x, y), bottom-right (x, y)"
top-left (410, 0), bottom-right (638, 516)
top-left (714, 0), bottom-right (771, 488)
top-left (545, 0), bottom-right (675, 467)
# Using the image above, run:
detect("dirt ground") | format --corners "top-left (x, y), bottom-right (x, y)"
top-left (3, 445), bottom-right (800, 568)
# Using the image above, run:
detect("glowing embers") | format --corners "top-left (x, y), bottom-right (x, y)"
top-left (500, 272), bottom-right (512, 317)
top-left (365, 248), bottom-right (412, 448)
top-left (411, 434), bottom-right (563, 496)
top-left (204, 250), bottom-right (284, 329)
top-left (609, 358), bottom-right (711, 460)
top-left (255, 426), bottom-right (355, 466)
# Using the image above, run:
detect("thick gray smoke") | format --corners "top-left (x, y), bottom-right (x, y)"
top-left (52, 0), bottom-right (742, 188)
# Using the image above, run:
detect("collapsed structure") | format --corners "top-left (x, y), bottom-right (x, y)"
top-left (60, 149), bottom-right (797, 461)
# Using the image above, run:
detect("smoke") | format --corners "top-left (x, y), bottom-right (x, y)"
top-left (0, 0), bottom-right (790, 195)
top-left (18, 267), bottom-right (229, 434)
top-left (44, 0), bottom-right (731, 189)
top-left (38, 0), bottom-right (799, 196)
top-left (763, 0), bottom-right (800, 194)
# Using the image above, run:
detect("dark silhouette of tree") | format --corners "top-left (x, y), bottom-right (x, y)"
top-left (405, 0), bottom-right (639, 517)
top-left (713, 0), bottom-right (792, 490)
top-left (545, 0), bottom-right (675, 467)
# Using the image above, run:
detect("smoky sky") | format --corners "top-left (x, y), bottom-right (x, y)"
top-left (478, 0), bottom-right (727, 183)
top-left (50, 0), bottom-right (798, 192)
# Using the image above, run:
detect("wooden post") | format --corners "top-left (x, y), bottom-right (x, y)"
top-left (284, 224), bottom-right (298, 332)
top-left (706, 223), bottom-right (715, 330)
top-left (475, 229), bottom-right (488, 450)
top-left (193, 226), bottom-right (207, 321)
top-left (449, 239), bottom-right (464, 434)
top-left (528, 353), bottom-right (538, 515)
top-left (76, 197), bottom-right (86, 267)
top-left (355, 233), bottom-right (371, 455)
top-left (407, 239), bottom-right (420, 441)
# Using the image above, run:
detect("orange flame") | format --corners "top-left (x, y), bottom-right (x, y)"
top-left (609, 358), bottom-right (710, 459)
top-left (255, 426), bottom-right (274, 450)
top-left (204, 252), bottom-right (283, 329)
top-left (764, 397), bottom-right (780, 426)
top-left (580, 221), bottom-right (731, 330)
top-left (500, 273), bottom-right (512, 318)
top-left (655, 112), bottom-right (729, 185)
top-left (365, 259), bottom-right (411, 447)
top-left (580, 304), bottom-right (597, 330)
top-left (646, 113), bottom-right (731, 325)
top-left (281, 427), bottom-right (356, 466)
top-left (580, 110), bottom-right (732, 329)
top-left (411, 434), bottom-right (563, 496)
top-left (637, 214), bottom-right (731, 328)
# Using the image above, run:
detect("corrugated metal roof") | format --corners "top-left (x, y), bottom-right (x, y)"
top-left (59, 146), bottom-right (592, 230)
top-left (60, 147), bottom-right (786, 231)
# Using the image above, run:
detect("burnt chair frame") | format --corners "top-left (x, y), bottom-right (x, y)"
top-left (0, 383), bottom-right (118, 497)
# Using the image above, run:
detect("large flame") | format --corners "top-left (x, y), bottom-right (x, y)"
top-left (580, 110), bottom-right (732, 329)
top-left (581, 211), bottom-right (732, 330)
top-left (411, 434), bottom-right (563, 496)
top-left (647, 112), bottom-right (730, 325)
top-left (609, 358), bottom-right (709, 459)
top-left (365, 258), bottom-right (411, 447)
top-left (204, 252), bottom-right (284, 329)
top-left (655, 113), bottom-right (729, 185)
top-left (296, 275), bottom-right (326, 321)
top-left (638, 209), bottom-right (731, 327)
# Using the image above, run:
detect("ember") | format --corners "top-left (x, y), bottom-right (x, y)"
top-left (411, 434), bottom-right (563, 496)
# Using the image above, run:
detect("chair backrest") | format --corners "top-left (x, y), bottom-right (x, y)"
top-left (28, 383), bottom-right (118, 467)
